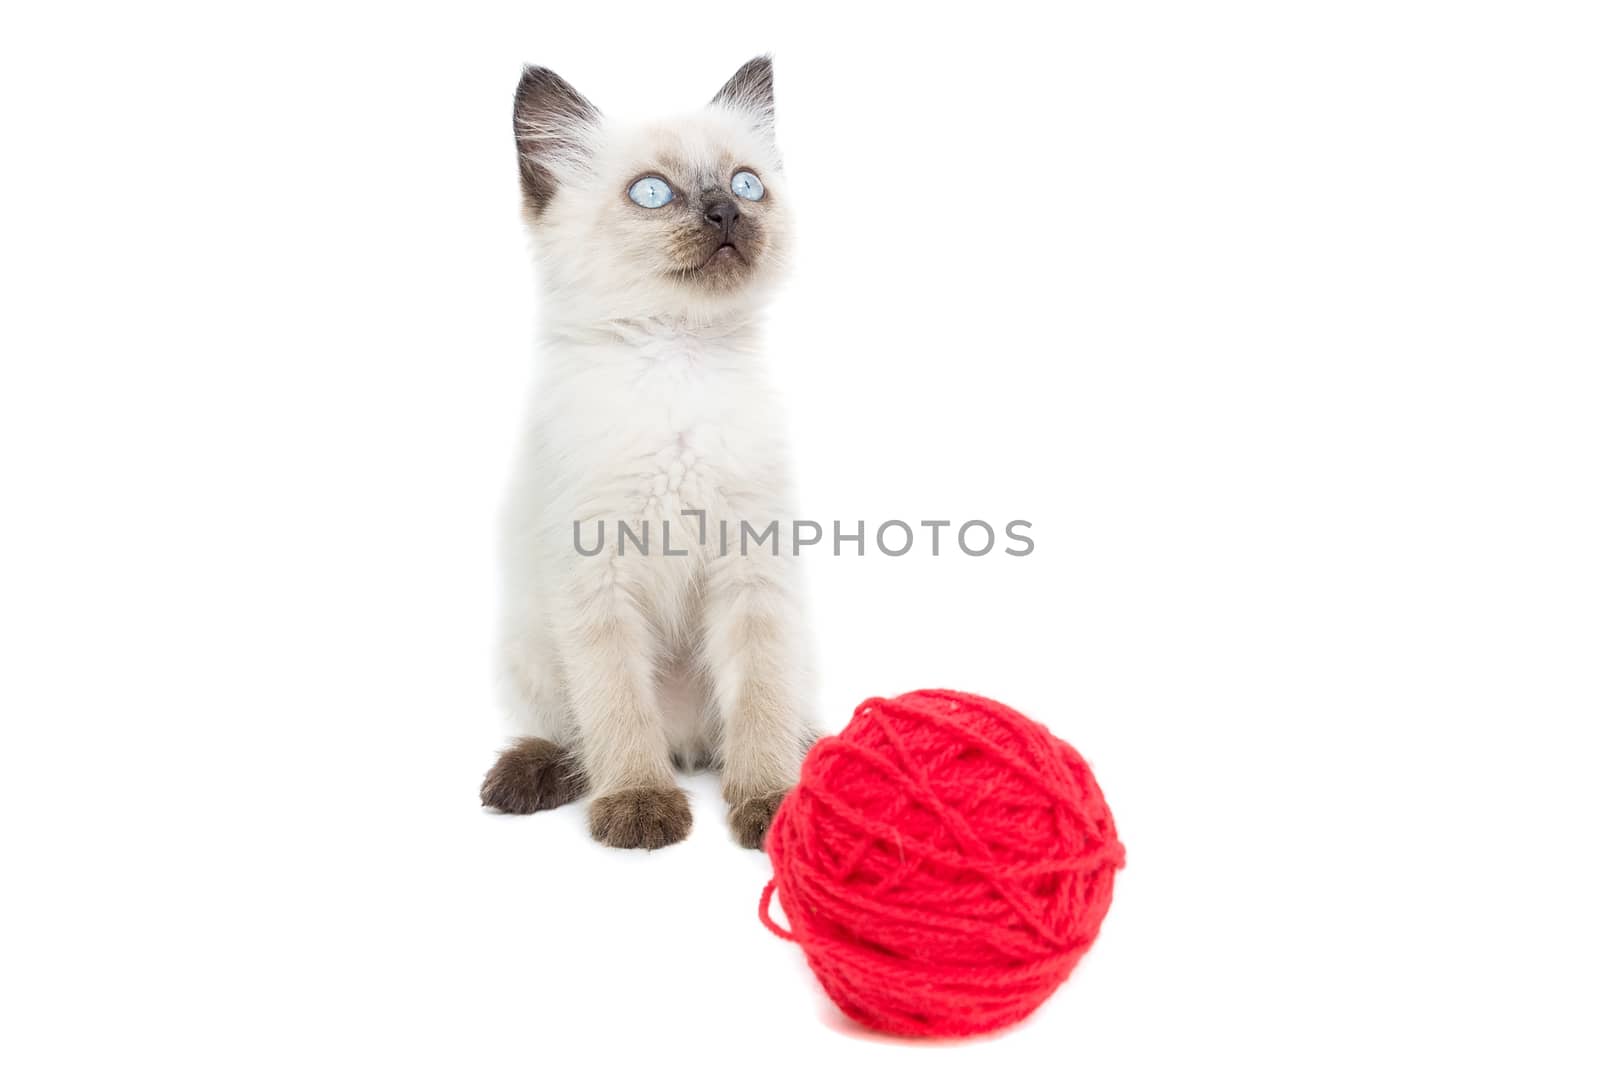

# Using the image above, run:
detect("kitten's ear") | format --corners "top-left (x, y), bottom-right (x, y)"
top-left (710, 55), bottom-right (776, 136)
top-left (513, 66), bottom-right (601, 217)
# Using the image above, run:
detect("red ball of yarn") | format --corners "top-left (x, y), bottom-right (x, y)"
top-left (759, 689), bottom-right (1125, 1038)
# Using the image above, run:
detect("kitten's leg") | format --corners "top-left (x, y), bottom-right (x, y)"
top-left (481, 603), bottom-right (587, 814)
top-left (702, 551), bottom-right (813, 849)
top-left (558, 579), bottom-right (690, 849)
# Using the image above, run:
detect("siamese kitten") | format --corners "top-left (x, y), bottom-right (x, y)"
top-left (480, 57), bottom-right (816, 850)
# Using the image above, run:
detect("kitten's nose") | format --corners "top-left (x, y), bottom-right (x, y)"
top-left (703, 198), bottom-right (740, 241)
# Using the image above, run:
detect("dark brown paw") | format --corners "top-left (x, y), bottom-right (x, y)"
top-left (588, 788), bottom-right (692, 850)
top-left (480, 738), bottom-right (587, 814)
top-left (728, 790), bottom-right (788, 850)
top-left (670, 746), bottom-right (718, 773)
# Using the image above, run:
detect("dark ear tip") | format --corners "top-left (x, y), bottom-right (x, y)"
top-left (517, 65), bottom-right (556, 95)
top-left (514, 65), bottom-right (600, 122)
top-left (741, 54), bottom-right (774, 82)
top-left (516, 66), bottom-right (541, 106)
top-left (713, 54), bottom-right (776, 112)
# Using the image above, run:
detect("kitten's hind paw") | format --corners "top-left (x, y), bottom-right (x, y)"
top-left (670, 745), bottom-right (718, 773)
top-left (480, 738), bottom-right (588, 814)
top-left (728, 790), bottom-right (788, 850)
top-left (588, 787), bottom-right (692, 849)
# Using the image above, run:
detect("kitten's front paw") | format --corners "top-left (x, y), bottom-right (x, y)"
top-left (588, 787), bottom-right (692, 849)
top-left (480, 738), bottom-right (588, 814)
top-left (729, 790), bottom-right (788, 850)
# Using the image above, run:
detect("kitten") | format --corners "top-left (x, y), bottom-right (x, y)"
top-left (479, 57), bottom-right (817, 850)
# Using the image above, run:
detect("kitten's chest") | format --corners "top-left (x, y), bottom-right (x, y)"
top-left (641, 423), bottom-right (730, 512)
top-left (550, 350), bottom-right (781, 512)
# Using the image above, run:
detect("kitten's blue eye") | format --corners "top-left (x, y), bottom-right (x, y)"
top-left (731, 170), bottom-right (765, 201)
top-left (628, 176), bottom-right (674, 208)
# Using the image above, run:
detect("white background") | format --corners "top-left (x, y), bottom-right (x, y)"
top-left (3, 2), bottom-right (1597, 1063)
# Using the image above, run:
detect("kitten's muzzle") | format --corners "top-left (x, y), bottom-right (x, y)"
top-left (669, 197), bottom-right (757, 281)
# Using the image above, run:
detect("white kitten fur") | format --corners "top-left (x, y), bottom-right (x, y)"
top-left (498, 61), bottom-right (815, 828)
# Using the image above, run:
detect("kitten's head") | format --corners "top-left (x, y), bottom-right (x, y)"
top-left (514, 56), bottom-right (792, 325)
